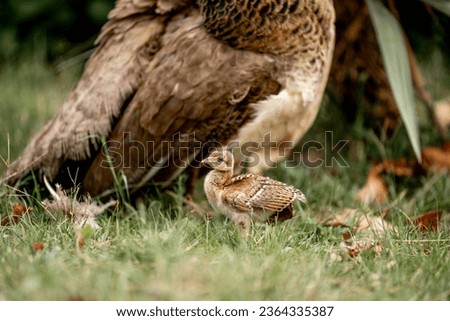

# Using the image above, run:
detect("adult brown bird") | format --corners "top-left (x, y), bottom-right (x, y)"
top-left (4, 0), bottom-right (335, 197)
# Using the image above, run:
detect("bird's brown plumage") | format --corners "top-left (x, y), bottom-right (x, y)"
top-left (203, 150), bottom-right (306, 237)
top-left (4, 0), bottom-right (335, 197)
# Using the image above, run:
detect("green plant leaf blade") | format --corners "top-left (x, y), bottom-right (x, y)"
top-left (366, 0), bottom-right (421, 161)
top-left (420, 0), bottom-right (450, 16)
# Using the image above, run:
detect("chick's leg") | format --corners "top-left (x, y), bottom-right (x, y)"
top-left (231, 213), bottom-right (251, 240)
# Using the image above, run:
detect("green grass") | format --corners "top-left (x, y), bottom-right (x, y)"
top-left (0, 57), bottom-right (449, 301)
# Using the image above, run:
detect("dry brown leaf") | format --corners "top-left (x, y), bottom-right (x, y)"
top-left (434, 99), bottom-right (450, 135)
top-left (355, 166), bottom-right (388, 205)
top-left (324, 208), bottom-right (353, 226)
top-left (346, 239), bottom-right (377, 258)
top-left (330, 235), bottom-right (384, 261)
top-left (12, 203), bottom-right (28, 216)
top-left (342, 231), bottom-right (353, 241)
top-left (325, 208), bottom-right (393, 259)
top-left (1, 202), bottom-right (32, 226)
top-left (324, 208), bottom-right (358, 227)
top-left (422, 144), bottom-right (450, 172)
top-left (381, 158), bottom-right (422, 177)
top-left (32, 242), bottom-right (44, 252)
top-left (341, 233), bottom-right (384, 258)
top-left (325, 220), bottom-right (351, 228)
top-left (355, 144), bottom-right (449, 205)
top-left (325, 208), bottom-right (395, 236)
top-left (411, 210), bottom-right (443, 232)
top-left (356, 215), bottom-right (394, 235)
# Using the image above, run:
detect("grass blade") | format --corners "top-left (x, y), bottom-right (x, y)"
top-left (366, 0), bottom-right (421, 161)
top-left (420, 0), bottom-right (450, 16)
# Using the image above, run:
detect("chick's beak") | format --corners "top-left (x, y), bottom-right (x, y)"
top-left (201, 158), bottom-right (212, 168)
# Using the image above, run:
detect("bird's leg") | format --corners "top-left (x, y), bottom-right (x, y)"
top-left (232, 214), bottom-right (251, 240)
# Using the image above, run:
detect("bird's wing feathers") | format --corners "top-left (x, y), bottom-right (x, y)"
top-left (4, 0), bottom-right (193, 183)
top-left (6, 0), bottom-right (280, 193)
top-left (5, 0), bottom-right (334, 198)
top-left (223, 174), bottom-right (305, 213)
top-left (79, 13), bottom-right (280, 194)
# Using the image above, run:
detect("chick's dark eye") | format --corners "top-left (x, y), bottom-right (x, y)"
top-left (217, 156), bottom-right (224, 162)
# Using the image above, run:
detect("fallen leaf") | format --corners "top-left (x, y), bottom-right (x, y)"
top-left (434, 99), bottom-right (450, 135)
top-left (325, 208), bottom-right (361, 227)
top-left (411, 210), bottom-right (443, 232)
top-left (1, 202), bottom-right (32, 226)
top-left (12, 203), bottom-right (28, 216)
top-left (325, 220), bottom-right (350, 228)
top-left (0, 216), bottom-right (19, 227)
top-left (422, 144), bottom-right (450, 172)
top-left (331, 235), bottom-right (384, 260)
top-left (325, 208), bottom-right (391, 259)
top-left (342, 231), bottom-right (353, 241)
top-left (356, 215), bottom-right (394, 235)
top-left (342, 238), bottom-right (383, 258)
top-left (325, 208), bottom-right (395, 236)
top-left (385, 158), bottom-right (427, 177)
top-left (355, 165), bottom-right (389, 205)
top-left (355, 143), bottom-right (449, 205)
top-left (32, 242), bottom-right (44, 252)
